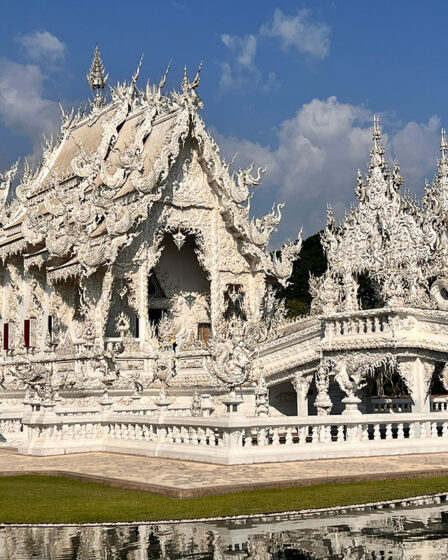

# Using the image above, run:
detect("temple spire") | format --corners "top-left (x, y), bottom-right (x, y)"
top-left (373, 114), bottom-right (381, 143)
top-left (441, 128), bottom-right (447, 158)
top-left (87, 45), bottom-right (108, 90)
top-left (369, 115), bottom-right (387, 175)
top-left (87, 46), bottom-right (108, 109)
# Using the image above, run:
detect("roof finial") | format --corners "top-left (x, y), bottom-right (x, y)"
top-left (131, 53), bottom-right (144, 88)
top-left (182, 65), bottom-right (189, 92)
top-left (191, 61), bottom-right (203, 89)
top-left (441, 128), bottom-right (447, 158)
top-left (373, 114), bottom-right (381, 143)
top-left (87, 45), bottom-right (108, 91)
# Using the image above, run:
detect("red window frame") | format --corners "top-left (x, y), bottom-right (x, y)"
top-left (3, 323), bottom-right (9, 350)
top-left (24, 319), bottom-right (30, 348)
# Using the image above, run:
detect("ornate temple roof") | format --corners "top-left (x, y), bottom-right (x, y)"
top-left (312, 116), bottom-right (448, 313)
top-left (0, 49), bottom-right (301, 285)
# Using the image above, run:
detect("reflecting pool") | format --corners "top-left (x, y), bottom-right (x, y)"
top-left (2, 503), bottom-right (448, 559)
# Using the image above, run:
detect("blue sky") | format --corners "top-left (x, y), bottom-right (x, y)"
top-left (0, 0), bottom-right (447, 244)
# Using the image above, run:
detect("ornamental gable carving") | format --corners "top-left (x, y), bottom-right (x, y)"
top-left (0, 49), bottom-right (300, 388)
top-left (314, 118), bottom-right (448, 314)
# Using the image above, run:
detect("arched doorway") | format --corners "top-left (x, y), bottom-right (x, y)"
top-left (149, 234), bottom-right (211, 343)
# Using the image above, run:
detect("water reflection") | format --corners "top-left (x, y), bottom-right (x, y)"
top-left (1, 503), bottom-right (448, 559)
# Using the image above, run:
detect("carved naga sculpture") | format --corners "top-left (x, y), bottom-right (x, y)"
top-left (230, 164), bottom-right (266, 204)
top-left (248, 203), bottom-right (283, 248)
top-left (270, 232), bottom-right (303, 287)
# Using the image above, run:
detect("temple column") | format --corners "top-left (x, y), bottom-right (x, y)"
top-left (292, 372), bottom-right (312, 417)
top-left (138, 263), bottom-right (146, 344)
top-left (315, 364), bottom-right (333, 415)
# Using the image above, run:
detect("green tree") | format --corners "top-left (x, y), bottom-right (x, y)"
top-left (276, 232), bottom-right (327, 318)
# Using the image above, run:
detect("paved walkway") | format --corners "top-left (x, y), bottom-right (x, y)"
top-left (1, 450), bottom-right (448, 497)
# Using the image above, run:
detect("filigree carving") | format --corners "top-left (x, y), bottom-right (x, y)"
top-left (315, 118), bottom-right (448, 313)
top-left (204, 317), bottom-right (267, 389)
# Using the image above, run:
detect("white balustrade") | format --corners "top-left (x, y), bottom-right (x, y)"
top-left (372, 398), bottom-right (413, 414)
top-left (14, 409), bottom-right (448, 463)
top-left (325, 312), bottom-right (392, 339)
top-left (0, 411), bottom-right (25, 446)
top-left (430, 397), bottom-right (448, 412)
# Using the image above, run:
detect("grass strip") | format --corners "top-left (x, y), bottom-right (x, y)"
top-left (1, 474), bottom-right (448, 524)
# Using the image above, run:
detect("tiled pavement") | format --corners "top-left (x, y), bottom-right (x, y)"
top-left (1, 450), bottom-right (448, 497)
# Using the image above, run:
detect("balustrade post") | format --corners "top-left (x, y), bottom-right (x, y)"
top-left (341, 396), bottom-right (362, 416)
top-left (346, 421), bottom-right (361, 443)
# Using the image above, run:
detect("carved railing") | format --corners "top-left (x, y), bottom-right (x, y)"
top-left (15, 411), bottom-right (448, 464)
top-left (0, 410), bottom-right (24, 445)
top-left (322, 307), bottom-right (448, 355)
top-left (371, 398), bottom-right (413, 413)
top-left (55, 408), bottom-right (101, 417)
top-left (431, 397), bottom-right (448, 412)
top-left (325, 313), bottom-right (391, 338)
top-left (112, 405), bottom-right (214, 417)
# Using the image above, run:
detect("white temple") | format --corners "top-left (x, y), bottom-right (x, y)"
top-left (1, 49), bottom-right (448, 464)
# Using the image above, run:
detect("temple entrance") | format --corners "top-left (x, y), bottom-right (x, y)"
top-left (269, 380), bottom-right (297, 416)
top-left (149, 234), bottom-right (211, 342)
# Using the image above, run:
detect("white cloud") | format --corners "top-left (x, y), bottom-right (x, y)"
top-left (221, 34), bottom-right (257, 69)
top-left (219, 8), bottom-right (330, 92)
top-left (212, 97), bottom-right (441, 245)
top-left (261, 9), bottom-right (331, 59)
top-left (392, 116), bottom-right (440, 191)
top-left (16, 31), bottom-right (66, 64)
top-left (219, 33), bottom-right (278, 91)
top-left (0, 59), bottom-right (61, 162)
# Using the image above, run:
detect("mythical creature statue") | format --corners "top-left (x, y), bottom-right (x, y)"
top-left (204, 317), bottom-right (267, 390)
top-left (95, 342), bottom-right (124, 398)
top-left (270, 232), bottom-right (303, 288)
top-left (190, 387), bottom-right (203, 417)
top-left (314, 362), bottom-right (333, 416)
top-left (430, 278), bottom-right (448, 310)
top-left (334, 353), bottom-right (398, 398)
top-left (309, 272), bottom-right (341, 315)
top-left (11, 361), bottom-right (57, 405)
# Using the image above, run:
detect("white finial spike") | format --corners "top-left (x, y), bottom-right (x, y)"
top-left (131, 53), bottom-right (144, 87)
top-left (441, 128), bottom-right (447, 157)
top-left (158, 60), bottom-right (171, 90)
top-left (373, 114), bottom-right (381, 141)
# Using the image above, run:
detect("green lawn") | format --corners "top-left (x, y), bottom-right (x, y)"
top-left (1, 474), bottom-right (448, 523)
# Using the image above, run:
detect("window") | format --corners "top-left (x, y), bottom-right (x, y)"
top-left (135, 315), bottom-right (140, 338)
top-left (3, 323), bottom-right (9, 350)
top-left (24, 319), bottom-right (31, 348)
top-left (198, 323), bottom-right (211, 342)
top-left (148, 308), bottom-right (167, 335)
top-left (148, 274), bottom-right (166, 298)
top-left (48, 315), bottom-right (53, 340)
top-left (148, 308), bottom-right (165, 325)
